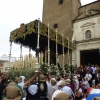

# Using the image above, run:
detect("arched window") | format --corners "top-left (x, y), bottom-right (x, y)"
top-left (85, 30), bottom-right (91, 39)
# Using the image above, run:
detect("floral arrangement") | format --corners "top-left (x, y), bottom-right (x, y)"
top-left (64, 64), bottom-right (75, 75)
top-left (50, 64), bottom-right (58, 76)
top-left (40, 63), bottom-right (49, 76)
top-left (7, 63), bottom-right (75, 81)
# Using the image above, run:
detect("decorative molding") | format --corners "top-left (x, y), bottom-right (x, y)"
top-left (75, 37), bottom-right (100, 44)
top-left (81, 22), bottom-right (95, 28)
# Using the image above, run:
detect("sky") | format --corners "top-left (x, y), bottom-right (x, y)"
top-left (0, 0), bottom-right (97, 58)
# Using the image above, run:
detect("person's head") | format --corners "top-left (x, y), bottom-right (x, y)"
top-left (88, 63), bottom-right (90, 66)
top-left (87, 70), bottom-right (90, 74)
top-left (39, 74), bottom-right (47, 82)
top-left (57, 80), bottom-right (65, 90)
top-left (51, 78), bottom-right (57, 86)
top-left (56, 77), bottom-right (60, 82)
top-left (18, 76), bottom-right (25, 83)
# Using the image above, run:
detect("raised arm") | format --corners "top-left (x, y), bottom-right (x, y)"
top-left (24, 72), bottom-right (39, 86)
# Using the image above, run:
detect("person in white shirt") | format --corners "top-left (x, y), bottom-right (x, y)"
top-left (91, 65), bottom-right (96, 79)
top-left (46, 74), bottom-right (58, 99)
top-left (85, 70), bottom-right (92, 87)
top-left (82, 77), bottom-right (90, 93)
top-left (18, 76), bottom-right (26, 98)
top-left (57, 80), bottom-right (75, 99)
top-left (73, 76), bottom-right (79, 91)
top-left (74, 71), bottom-right (80, 80)
top-left (75, 82), bottom-right (83, 100)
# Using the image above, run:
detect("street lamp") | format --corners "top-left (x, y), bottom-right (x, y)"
top-left (34, 63), bottom-right (40, 72)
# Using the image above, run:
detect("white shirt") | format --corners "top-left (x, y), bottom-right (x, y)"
top-left (83, 81), bottom-right (90, 89)
top-left (85, 74), bottom-right (92, 81)
top-left (78, 88), bottom-right (83, 96)
top-left (92, 80), bottom-right (95, 85)
top-left (75, 74), bottom-right (80, 78)
top-left (61, 86), bottom-right (75, 97)
top-left (74, 79), bottom-right (79, 90)
top-left (90, 89), bottom-right (100, 94)
top-left (46, 81), bottom-right (52, 99)
top-left (46, 79), bottom-right (58, 99)
top-left (92, 67), bottom-right (96, 74)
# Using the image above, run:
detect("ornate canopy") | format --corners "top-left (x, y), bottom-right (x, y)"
top-left (10, 20), bottom-right (75, 54)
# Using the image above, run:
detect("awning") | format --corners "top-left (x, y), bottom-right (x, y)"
top-left (10, 20), bottom-right (75, 54)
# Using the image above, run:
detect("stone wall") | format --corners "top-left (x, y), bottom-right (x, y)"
top-left (42, 0), bottom-right (80, 65)
top-left (42, 0), bottom-right (80, 39)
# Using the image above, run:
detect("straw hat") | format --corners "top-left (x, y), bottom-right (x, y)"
top-left (57, 80), bottom-right (66, 89)
top-left (54, 92), bottom-right (73, 100)
top-left (8, 82), bottom-right (16, 86)
top-left (65, 79), bottom-right (71, 84)
top-left (93, 97), bottom-right (100, 100)
top-left (5, 86), bottom-right (21, 99)
top-left (52, 90), bottom-right (73, 100)
top-left (39, 74), bottom-right (47, 82)
top-left (3, 96), bottom-right (21, 100)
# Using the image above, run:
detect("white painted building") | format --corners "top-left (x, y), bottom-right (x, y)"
top-left (72, 1), bottom-right (100, 67)
top-left (0, 54), bottom-right (16, 62)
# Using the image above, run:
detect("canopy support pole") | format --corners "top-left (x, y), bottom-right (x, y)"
top-left (36, 18), bottom-right (40, 63)
top-left (9, 42), bottom-right (12, 68)
top-left (56, 29), bottom-right (58, 67)
top-left (48, 24), bottom-right (50, 67)
top-left (62, 33), bottom-right (64, 68)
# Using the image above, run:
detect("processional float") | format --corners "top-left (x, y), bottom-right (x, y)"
top-left (9, 18), bottom-right (75, 71)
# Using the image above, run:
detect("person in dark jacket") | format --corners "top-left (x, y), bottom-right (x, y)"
top-left (26, 82), bottom-right (40, 100)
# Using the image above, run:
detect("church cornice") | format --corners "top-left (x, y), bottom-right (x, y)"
top-left (74, 37), bottom-right (100, 44)
top-left (81, 22), bottom-right (95, 28)
top-left (73, 13), bottom-right (100, 23)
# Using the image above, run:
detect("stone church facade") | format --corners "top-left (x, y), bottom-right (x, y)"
top-left (73, 0), bottom-right (100, 66)
top-left (42, 0), bottom-right (100, 66)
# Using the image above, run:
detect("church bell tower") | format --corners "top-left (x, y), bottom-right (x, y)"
top-left (42, 0), bottom-right (81, 39)
top-left (42, 0), bottom-right (81, 65)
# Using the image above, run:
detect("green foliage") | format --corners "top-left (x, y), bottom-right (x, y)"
top-left (7, 68), bottom-right (35, 81)
top-left (64, 64), bottom-right (75, 74)
top-left (64, 64), bottom-right (70, 73)
top-left (40, 63), bottom-right (49, 76)
top-left (7, 64), bottom-right (75, 81)
top-left (50, 64), bottom-right (58, 76)
top-left (58, 65), bottom-right (65, 76)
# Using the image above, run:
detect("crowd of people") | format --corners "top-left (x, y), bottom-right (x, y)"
top-left (0, 63), bottom-right (100, 100)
